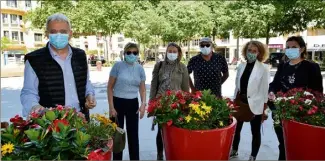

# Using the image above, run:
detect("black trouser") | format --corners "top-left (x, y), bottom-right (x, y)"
top-left (156, 126), bottom-right (163, 154)
top-left (113, 96), bottom-right (140, 160)
top-left (233, 115), bottom-right (262, 157)
top-left (272, 112), bottom-right (286, 160)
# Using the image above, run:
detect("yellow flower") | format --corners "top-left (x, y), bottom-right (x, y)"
top-left (185, 115), bottom-right (192, 123)
top-left (189, 103), bottom-right (200, 111)
top-left (111, 123), bottom-right (117, 131)
top-left (13, 129), bottom-right (20, 136)
top-left (1, 142), bottom-right (14, 155)
top-left (203, 106), bottom-right (212, 113)
top-left (219, 121), bottom-right (224, 127)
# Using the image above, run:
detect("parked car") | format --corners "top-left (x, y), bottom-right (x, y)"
top-left (89, 55), bottom-right (106, 66)
top-left (267, 52), bottom-right (285, 68)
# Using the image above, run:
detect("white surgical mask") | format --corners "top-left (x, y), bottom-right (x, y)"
top-left (200, 47), bottom-right (211, 55)
top-left (167, 53), bottom-right (178, 61)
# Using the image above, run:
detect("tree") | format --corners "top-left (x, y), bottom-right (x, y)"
top-left (166, 1), bottom-right (213, 58)
top-left (1, 37), bottom-right (11, 52)
top-left (25, 1), bottom-right (74, 31)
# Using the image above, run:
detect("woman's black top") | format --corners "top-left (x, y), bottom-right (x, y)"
top-left (269, 60), bottom-right (323, 94)
top-left (240, 61), bottom-right (256, 103)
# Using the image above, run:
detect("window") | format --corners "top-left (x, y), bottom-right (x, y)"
top-left (10, 14), bottom-right (18, 24)
top-left (20, 32), bottom-right (24, 43)
top-left (34, 33), bottom-right (42, 42)
top-left (118, 44), bottom-right (124, 48)
top-left (4, 31), bottom-right (10, 38)
top-left (12, 31), bottom-right (19, 41)
top-left (25, 0), bottom-right (32, 8)
top-left (2, 14), bottom-right (9, 24)
top-left (6, 0), bottom-right (17, 8)
top-left (118, 37), bottom-right (124, 42)
top-left (192, 39), bottom-right (200, 46)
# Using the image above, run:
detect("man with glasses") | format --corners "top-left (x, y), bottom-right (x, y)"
top-left (21, 13), bottom-right (96, 121)
top-left (187, 37), bottom-right (229, 98)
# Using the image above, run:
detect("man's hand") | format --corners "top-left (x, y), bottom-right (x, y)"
top-left (137, 103), bottom-right (146, 119)
top-left (85, 95), bottom-right (96, 109)
top-left (27, 105), bottom-right (44, 119)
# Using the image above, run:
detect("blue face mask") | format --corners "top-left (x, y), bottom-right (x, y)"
top-left (125, 54), bottom-right (138, 64)
top-left (285, 48), bottom-right (300, 60)
top-left (49, 33), bottom-right (69, 49)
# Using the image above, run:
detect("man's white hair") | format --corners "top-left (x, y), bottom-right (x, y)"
top-left (46, 13), bottom-right (71, 31)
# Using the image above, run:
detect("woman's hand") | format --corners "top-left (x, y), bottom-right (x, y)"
top-left (268, 92), bottom-right (276, 101)
top-left (109, 107), bottom-right (117, 117)
top-left (137, 103), bottom-right (146, 119)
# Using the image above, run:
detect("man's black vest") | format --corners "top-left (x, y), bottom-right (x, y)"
top-left (25, 44), bottom-right (89, 119)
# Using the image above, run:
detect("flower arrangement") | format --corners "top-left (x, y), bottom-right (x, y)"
top-left (1, 106), bottom-right (89, 160)
top-left (148, 90), bottom-right (234, 130)
top-left (87, 113), bottom-right (116, 153)
top-left (273, 88), bottom-right (325, 127)
top-left (1, 106), bottom-right (117, 160)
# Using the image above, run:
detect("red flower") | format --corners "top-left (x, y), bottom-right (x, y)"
top-left (57, 105), bottom-right (64, 111)
top-left (147, 100), bottom-right (157, 113)
top-left (179, 99), bottom-right (186, 105)
top-left (176, 91), bottom-right (184, 99)
top-left (178, 117), bottom-right (184, 122)
top-left (167, 120), bottom-right (173, 126)
top-left (312, 106), bottom-right (318, 111)
top-left (166, 90), bottom-right (172, 96)
top-left (307, 109), bottom-right (316, 115)
top-left (31, 124), bottom-right (40, 129)
top-left (290, 100), bottom-right (296, 105)
top-left (52, 119), bottom-right (69, 132)
top-left (194, 91), bottom-right (202, 99)
top-left (30, 112), bottom-right (39, 119)
top-left (299, 106), bottom-right (303, 111)
top-left (171, 103), bottom-right (178, 109)
top-left (21, 137), bottom-right (29, 143)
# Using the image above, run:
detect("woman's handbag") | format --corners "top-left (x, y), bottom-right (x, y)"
top-left (110, 117), bottom-right (126, 153)
top-left (232, 92), bottom-right (255, 122)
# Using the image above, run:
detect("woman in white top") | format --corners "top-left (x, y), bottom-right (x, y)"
top-left (230, 41), bottom-right (270, 161)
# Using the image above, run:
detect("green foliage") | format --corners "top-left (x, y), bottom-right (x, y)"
top-left (1, 37), bottom-right (11, 52)
top-left (147, 90), bottom-right (233, 130)
top-left (274, 88), bottom-right (325, 127)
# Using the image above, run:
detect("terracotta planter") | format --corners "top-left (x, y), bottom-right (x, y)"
top-left (162, 118), bottom-right (237, 160)
top-left (87, 149), bottom-right (112, 160)
top-left (282, 120), bottom-right (325, 160)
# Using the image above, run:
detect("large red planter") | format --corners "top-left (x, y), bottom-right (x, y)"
top-left (162, 118), bottom-right (237, 160)
top-left (282, 120), bottom-right (325, 160)
top-left (87, 149), bottom-right (112, 160)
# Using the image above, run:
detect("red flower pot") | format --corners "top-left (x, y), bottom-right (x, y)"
top-left (88, 149), bottom-right (112, 160)
top-left (282, 120), bottom-right (325, 160)
top-left (162, 118), bottom-right (237, 160)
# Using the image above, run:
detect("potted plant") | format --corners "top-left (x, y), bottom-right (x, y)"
top-left (1, 106), bottom-right (117, 161)
top-left (273, 88), bottom-right (325, 160)
top-left (1, 106), bottom-right (90, 160)
top-left (86, 113), bottom-right (117, 160)
top-left (148, 90), bottom-right (237, 160)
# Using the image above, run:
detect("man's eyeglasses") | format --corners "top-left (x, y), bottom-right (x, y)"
top-left (200, 44), bottom-right (211, 48)
top-left (125, 51), bottom-right (139, 55)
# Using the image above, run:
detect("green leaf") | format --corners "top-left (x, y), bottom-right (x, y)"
top-left (1, 133), bottom-right (15, 142)
top-left (45, 111), bottom-right (56, 121)
top-left (35, 118), bottom-right (46, 127)
top-left (23, 142), bottom-right (34, 148)
top-left (24, 129), bottom-right (40, 141)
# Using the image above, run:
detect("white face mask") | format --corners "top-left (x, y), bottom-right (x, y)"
top-left (167, 53), bottom-right (178, 61)
top-left (200, 47), bottom-right (211, 55)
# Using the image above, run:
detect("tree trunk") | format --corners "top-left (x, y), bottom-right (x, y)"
top-left (236, 37), bottom-right (239, 59)
top-left (187, 39), bottom-right (191, 60)
top-left (212, 27), bottom-right (217, 41)
top-left (266, 24), bottom-right (270, 45)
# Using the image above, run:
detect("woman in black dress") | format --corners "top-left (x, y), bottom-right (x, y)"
top-left (268, 36), bottom-right (323, 160)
